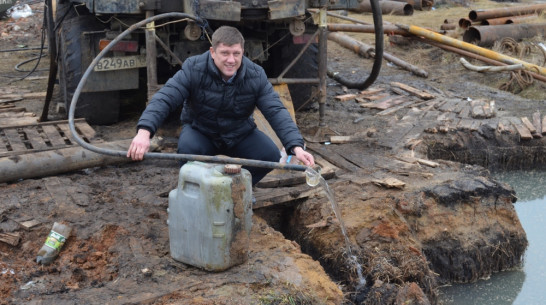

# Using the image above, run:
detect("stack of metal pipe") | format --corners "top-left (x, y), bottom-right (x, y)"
top-left (463, 4), bottom-right (546, 46)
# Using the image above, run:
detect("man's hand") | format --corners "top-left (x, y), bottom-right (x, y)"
top-left (127, 129), bottom-right (151, 160)
top-left (293, 146), bottom-right (315, 167)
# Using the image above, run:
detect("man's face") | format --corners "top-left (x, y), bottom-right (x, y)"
top-left (210, 43), bottom-right (243, 81)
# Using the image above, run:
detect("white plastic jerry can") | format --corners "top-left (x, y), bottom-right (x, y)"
top-left (168, 161), bottom-right (253, 271)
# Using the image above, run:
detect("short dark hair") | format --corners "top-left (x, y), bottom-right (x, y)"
top-left (211, 26), bottom-right (245, 50)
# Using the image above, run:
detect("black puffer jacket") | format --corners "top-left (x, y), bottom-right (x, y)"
top-left (137, 51), bottom-right (304, 152)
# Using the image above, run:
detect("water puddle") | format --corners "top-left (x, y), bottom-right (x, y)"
top-left (306, 166), bottom-right (366, 288)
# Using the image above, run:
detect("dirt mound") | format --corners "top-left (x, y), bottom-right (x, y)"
top-left (1, 161), bottom-right (343, 305)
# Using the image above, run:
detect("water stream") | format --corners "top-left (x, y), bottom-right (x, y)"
top-left (438, 170), bottom-right (546, 305)
top-left (306, 167), bottom-right (367, 288)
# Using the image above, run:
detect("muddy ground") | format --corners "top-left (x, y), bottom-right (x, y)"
top-left (1, 1), bottom-right (545, 305)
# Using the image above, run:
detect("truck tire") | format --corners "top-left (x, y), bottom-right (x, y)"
top-left (57, 15), bottom-right (120, 125)
top-left (278, 41), bottom-right (319, 111)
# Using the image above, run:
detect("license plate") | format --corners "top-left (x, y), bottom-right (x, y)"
top-left (94, 55), bottom-right (147, 71)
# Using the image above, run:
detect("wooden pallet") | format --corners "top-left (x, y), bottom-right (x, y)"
top-left (0, 119), bottom-right (97, 157)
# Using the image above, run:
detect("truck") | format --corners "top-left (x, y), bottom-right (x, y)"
top-left (45, 0), bottom-right (363, 124)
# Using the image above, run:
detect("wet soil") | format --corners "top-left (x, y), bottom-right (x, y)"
top-left (1, 1), bottom-right (545, 305)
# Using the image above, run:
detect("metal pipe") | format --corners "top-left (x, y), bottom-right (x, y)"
top-left (390, 0), bottom-right (433, 11)
top-left (155, 34), bottom-right (183, 66)
top-left (268, 78), bottom-right (319, 85)
top-left (308, 8), bottom-right (394, 27)
top-left (318, 7), bottom-right (328, 126)
top-left (328, 32), bottom-right (428, 77)
top-left (463, 23), bottom-right (546, 47)
top-left (68, 12), bottom-right (309, 172)
top-left (469, 4), bottom-right (546, 21)
top-left (399, 23), bottom-right (546, 76)
top-left (353, 0), bottom-right (413, 16)
top-left (145, 10), bottom-right (158, 102)
top-left (481, 14), bottom-right (538, 25)
top-left (506, 14), bottom-right (539, 24)
top-left (324, 10), bottom-right (370, 25)
top-left (412, 36), bottom-right (546, 83)
top-left (0, 140), bottom-right (133, 183)
top-left (440, 23), bottom-right (456, 31)
top-left (458, 18), bottom-right (474, 29)
top-left (328, 23), bottom-right (409, 36)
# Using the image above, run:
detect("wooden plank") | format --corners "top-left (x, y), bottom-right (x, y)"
top-left (510, 118), bottom-right (533, 140)
top-left (532, 111), bottom-right (542, 138)
top-left (390, 82), bottom-right (434, 100)
top-left (19, 219), bottom-right (41, 231)
top-left (0, 232), bottom-right (21, 246)
top-left (470, 120), bottom-right (481, 131)
top-left (0, 91), bottom-right (47, 99)
top-left (329, 135), bottom-right (366, 144)
top-left (458, 106), bottom-right (471, 119)
top-left (0, 117), bottom-right (39, 127)
top-left (372, 177), bottom-right (405, 189)
top-left (253, 184), bottom-right (323, 209)
top-left (358, 87), bottom-right (385, 96)
top-left (42, 125), bottom-right (67, 146)
top-left (0, 107), bottom-right (25, 113)
top-left (0, 111), bottom-right (35, 118)
top-left (75, 122), bottom-right (96, 140)
top-left (57, 123), bottom-right (75, 143)
top-left (452, 99), bottom-right (468, 114)
top-left (0, 118), bottom-right (86, 129)
top-left (257, 155), bottom-right (337, 188)
top-left (306, 142), bottom-right (361, 172)
top-left (368, 97), bottom-right (406, 110)
top-left (0, 97), bottom-right (24, 104)
top-left (498, 118), bottom-right (515, 134)
top-left (422, 110), bottom-right (440, 120)
top-left (457, 119), bottom-right (474, 130)
top-left (416, 158), bottom-right (439, 168)
top-left (438, 100), bottom-right (458, 112)
top-left (3, 128), bottom-right (27, 152)
top-left (360, 93), bottom-right (389, 101)
top-left (254, 84), bottom-right (295, 149)
top-left (24, 126), bottom-right (49, 150)
top-left (335, 93), bottom-right (356, 101)
top-left (376, 101), bottom-right (415, 116)
top-left (521, 117), bottom-right (536, 133)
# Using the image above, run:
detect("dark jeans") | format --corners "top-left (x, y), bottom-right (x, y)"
top-left (177, 125), bottom-right (280, 185)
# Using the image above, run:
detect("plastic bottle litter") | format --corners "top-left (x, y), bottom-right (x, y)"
top-left (36, 222), bottom-right (71, 265)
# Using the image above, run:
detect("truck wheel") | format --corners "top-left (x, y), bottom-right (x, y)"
top-left (57, 15), bottom-right (120, 125)
top-left (279, 41), bottom-right (319, 111)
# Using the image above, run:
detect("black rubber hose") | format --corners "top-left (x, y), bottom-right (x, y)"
top-left (9, 5), bottom-right (48, 82)
top-left (327, 0), bottom-right (383, 90)
top-left (14, 53), bottom-right (48, 72)
top-left (68, 12), bottom-right (308, 172)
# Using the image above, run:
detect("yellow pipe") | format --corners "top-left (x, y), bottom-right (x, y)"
top-left (397, 24), bottom-right (546, 76)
